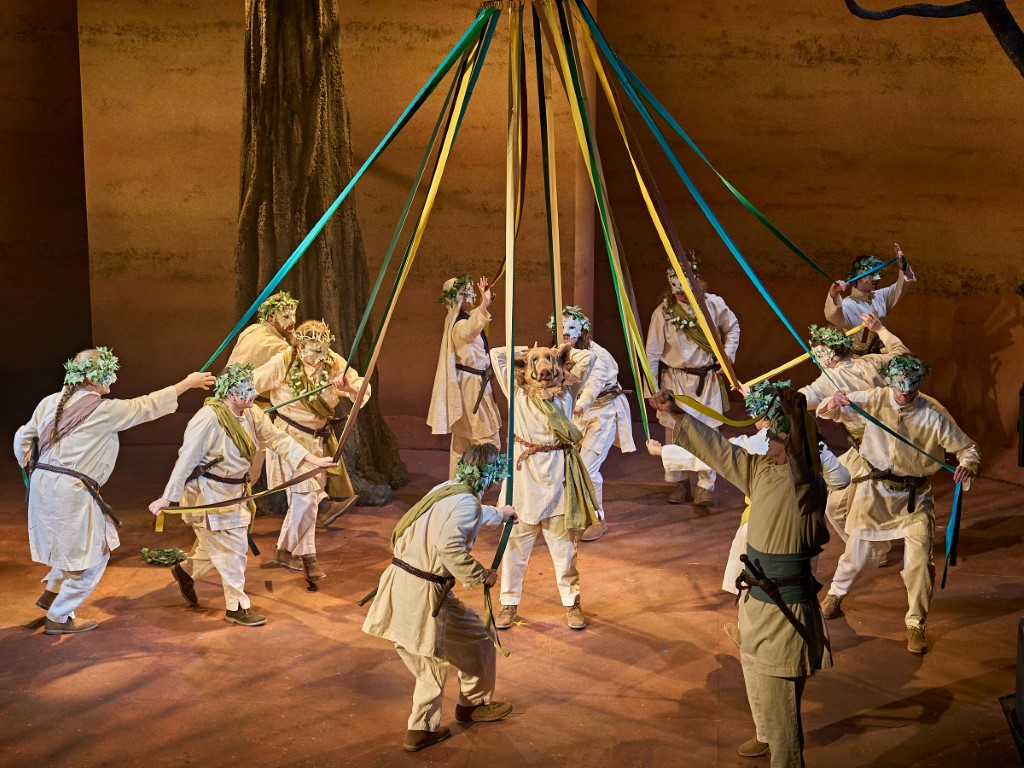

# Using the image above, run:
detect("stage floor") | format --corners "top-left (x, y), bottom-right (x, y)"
top-left (0, 441), bottom-right (1021, 767)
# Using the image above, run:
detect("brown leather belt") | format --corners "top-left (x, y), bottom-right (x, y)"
top-left (28, 461), bottom-right (121, 527)
top-left (670, 363), bottom-right (719, 396)
top-left (392, 557), bottom-right (457, 618)
top-left (276, 411), bottom-right (335, 440)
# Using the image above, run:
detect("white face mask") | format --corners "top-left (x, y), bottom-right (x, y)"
top-left (228, 379), bottom-right (258, 402)
top-left (271, 308), bottom-right (296, 329)
top-left (299, 342), bottom-right (329, 368)
top-left (561, 315), bottom-right (584, 341)
top-left (811, 345), bottom-right (838, 368)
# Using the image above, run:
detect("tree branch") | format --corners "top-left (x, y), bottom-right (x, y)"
top-left (844, 0), bottom-right (980, 20)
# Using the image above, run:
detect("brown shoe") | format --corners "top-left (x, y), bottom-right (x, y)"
top-left (737, 737), bottom-right (770, 757)
top-left (455, 701), bottom-right (513, 722)
top-left (403, 726), bottom-right (451, 753)
top-left (301, 555), bottom-right (326, 582)
top-left (820, 594), bottom-right (843, 619)
top-left (495, 604), bottom-right (518, 630)
top-left (566, 601), bottom-right (587, 630)
top-left (907, 625), bottom-right (927, 654)
top-left (692, 486), bottom-right (713, 507)
top-left (172, 563), bottom-right (199, 607)
top-left (43, 617), bottom-right (98, 635)
top-left (316, 495), bottom-right (357, 530)
top-left (580, 521), bottom-right (608, 542)
top-left (271, 548), bottom-right (303, 572)
top-left (224, 607), bottom-right (267, 627)
top-left (668, 479), bottom-right (691, 504)
top-left (35, 589), bottom-right (58, 611)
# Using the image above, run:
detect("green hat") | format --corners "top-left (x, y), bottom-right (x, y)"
top-left (214, 363), bottom-right (255, 399)
top-left (881, 355), bottom-right (930, 393)
top-left (744, 379), bottom-right (792, 436)
top-left (64, 347), bottom-right (120, 388)
top-left (257, 291), bottom-right (299, 321)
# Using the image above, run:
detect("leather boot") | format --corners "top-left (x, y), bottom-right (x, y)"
top-left (668, 479), bottom-right (691, 504)
top-left (302, 555), bottom-right (326, 582)
top-left (35, 589), bottom-right (58, 611)
top-left (692, 486), bottom-right (713, 507)
top-left (224, 607), bottom-right (267, 627)
top-left (43, 617), bottom-right (98, 635)
top-left (271, 548), bottom-right (302, 572)
top-left (316, 495), bottom-right (357, 530)
top-left (403, 727), bottom-right (451, 753)
top-left (172, 563), bottom-right (199, 607)
top-left (455, 701), bottom-right (513, 722)
top-left (495, 604), bottom-right (518, 630)
top-left (566, 601), bottom-right (587, 630)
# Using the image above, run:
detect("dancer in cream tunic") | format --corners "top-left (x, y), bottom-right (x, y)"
top-left (149, 364), bottom-right (331, 626)
top-left (427, 275), bottom-right (502, 478)
top-left (15, 347), bottom-right (213, 635)
top-left (645, 267), bottom-right (739, 506)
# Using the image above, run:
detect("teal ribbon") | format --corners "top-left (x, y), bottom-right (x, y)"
top-left (849, 257), bottom-right (898, 284)
top-left (941, 482), bottom-right (964, 588)
top-left (200, 7), bottom-right (500, 372)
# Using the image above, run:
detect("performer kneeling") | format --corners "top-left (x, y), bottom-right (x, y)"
top-left (362, 444), bottom-right (516, 753)
top-left (15, 348), bottom-right (214, 635)
top-left (149, 364), bottom-right (335, 626)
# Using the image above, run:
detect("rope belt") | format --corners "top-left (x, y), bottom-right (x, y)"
top-left (391, 557), bottom-right (457, 618)
top-left (28, 461), bottom-right (122, 528)
top-left (855, 465), bottom-right (929, 513)
top-left (670, 363), bottom-right (719, 396)
top-left (276, 411), bottom-right (336, 440)
top-left (514, 434), bottom-right (570, 469)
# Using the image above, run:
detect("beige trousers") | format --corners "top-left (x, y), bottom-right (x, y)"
top-left (394, 594), bottom-right (496, 731)
top-left (183, 526), bottom-right (250, 611)
top-left (741, 650), bottom-right (807, 768)
top-left (44, 549), bottom-right (110, 623)
top-left (499, 514), bottom-right (580, 608)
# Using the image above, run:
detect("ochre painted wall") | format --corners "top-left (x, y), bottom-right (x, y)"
top-left (3, 0), bottom-right (92, 443)
top-left (22, 1), bottom-right (1022, 455)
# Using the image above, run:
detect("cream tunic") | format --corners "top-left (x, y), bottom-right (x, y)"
top-left (572, 341), bottom-right (635, 454)
top-left (645, 294), bottom-right (739, 429)
top-left (673, 415), bottom-right (832, 678)
top-left (799, 326), bottom-right (910, 409)
top-left (450, 307), bottom-right (502, 441)
top-left (824, 272), bottom-right (913, 352)
top-left (362, 483), bottom-right (504, 656)
top-left (818, 388), bottom-right (979, 539)
top-left (252, 350), bottom-right (370, 492)
top-left (490, 346), bottom-right (590, 525)
top-left (15, 386), bottom-right (179, 570)
top-left (227, 322), bottom-right (291, 373)
top-left (161, 404), bottom-right (311, 531)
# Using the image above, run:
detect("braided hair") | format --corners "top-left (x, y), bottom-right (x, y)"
top-left (51, 349), bottom-right (103, 442)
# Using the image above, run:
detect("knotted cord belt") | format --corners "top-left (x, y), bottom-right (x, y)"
top-left (391, 557), bottom-right (457, 618)
top-left (275, 411), bottom-right (336, 440)
top-left (854, 464), bottom-right (929, 513)
top-left (514, 434), bottom-right (570, 469)
top-left (28, 461), bottom-right (121, 528)
top-left (669, 363), bottom-right (720, 397)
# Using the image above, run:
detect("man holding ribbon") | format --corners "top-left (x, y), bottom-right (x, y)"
top-left (645, 265), bottom-right (740, 507)
top-left (15, 347), bottom-right (214, 635)
top-left (824, 244), bottom-right (915, 355)
top-left (252, 319), bottom-right (370, 583)
top-left (362, 443), bottom-right (516, 753)
top-left (427, 275), bottom-right (503, 480)
top-left (149, 364), bottom-right (333, 626)
top-left (815, 355), bottom-right (979, 653)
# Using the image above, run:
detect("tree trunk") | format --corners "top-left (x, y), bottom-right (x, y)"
top-left (235, 0), bottom-right (407, 504)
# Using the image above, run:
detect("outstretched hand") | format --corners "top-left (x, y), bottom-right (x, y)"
top-left (647, 389), bottom-right (683, 416)
top-left (476, 276), bottom-right (492, 309)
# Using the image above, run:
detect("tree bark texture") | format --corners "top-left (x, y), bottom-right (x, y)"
top-left (235, 0), bottom-right (407, 504)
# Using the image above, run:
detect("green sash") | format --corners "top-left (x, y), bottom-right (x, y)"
top-left (390, 483), bottom-right (477, 550)
top-left (533, 398), bottom-right (600, 531)
top-left (204, 398), bottom-right (256, 515)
